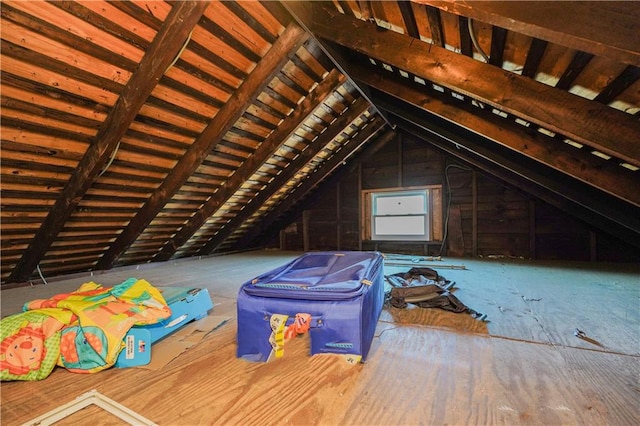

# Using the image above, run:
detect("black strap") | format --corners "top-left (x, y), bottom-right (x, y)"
top-left (385, 269), bottom-right (485, 320)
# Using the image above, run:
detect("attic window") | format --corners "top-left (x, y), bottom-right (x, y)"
top-left (362, 186), bottom-right (443, 241)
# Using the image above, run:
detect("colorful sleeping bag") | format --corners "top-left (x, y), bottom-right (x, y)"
top-left (1, 278), bottom-right (171, 381)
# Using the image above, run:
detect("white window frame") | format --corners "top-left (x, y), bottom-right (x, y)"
top-left (362, 185), bottom-right (443, 242)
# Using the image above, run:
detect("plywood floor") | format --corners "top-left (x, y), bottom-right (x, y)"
top-left (1, 250), bottom-right (638, 425)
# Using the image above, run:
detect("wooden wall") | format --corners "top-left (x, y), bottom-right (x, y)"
top-left (273, 132), bottom-right (640, 262)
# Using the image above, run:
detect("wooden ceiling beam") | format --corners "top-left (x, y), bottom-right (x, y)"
top-left (95, 23), bottom-right (309, 270)
top-left (522, 38), bottom-right (548, 78)
top-left (458, 16), bottom-right (473, 57)
top-left (398, 1), bottom-right (420, 39)
top-left (298, 3), bottom-right (640, 166)
top-left (372, 100), bottom-right (640, 247)
top-left (593, 65), bottom-right (640, 104)
top-left (425, 5), bottom-right (444, 48)
top-left (357, 0), bottom-right (376, 22)
top-left (7, 0), bottom-right (210, 283)
top-left (234, 121), bottom-right (394, 251)
top-left (412, 1), bottom-right (640, 66)
top-left (152, 68), bottom-right (346, 262)
top-left (346, 61), bottom-right (640, 207)
top-left (394, 111), bottom-right (640, 248)
top-left (555, 51), bottom-right (594, 90)
top-left (197, 97), bottom-right (372, 255)
top-left (489, 26), bottom-right (507, 67)
top-left (337, 0), bottom-right (355, 17)
top-left (259, 0), bottom-right (293, 27)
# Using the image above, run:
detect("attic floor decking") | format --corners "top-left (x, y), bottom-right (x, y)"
top-left (1, 251), bottom-right (638, 425)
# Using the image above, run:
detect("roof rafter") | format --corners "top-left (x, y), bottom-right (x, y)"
top-left (295, 2), bottom-right (640, 166)
top-left (412, 0), bottom-right (640, 66)
top-left (7, 0), bottom-right (210, 284)
top-left (153, 68), bottom-right (347, 262)
top-left (390, 112), bottom-right (640, 248)
top-left (345, 59), bottom-right (640, 207)
top-left (95, 22), bottom-right (309, 270)
top-left (398, 1), bottom-right (420, 39)
top-left (197, 97), bottom-right (372, 255)
top-left (234, 120), bottom-right (394, 251)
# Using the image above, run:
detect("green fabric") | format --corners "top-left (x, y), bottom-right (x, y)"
top-left (0, 311), bottom-right (64, 381)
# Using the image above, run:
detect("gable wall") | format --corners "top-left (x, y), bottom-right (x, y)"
top-left (272, 134), bottom-right (640, 262)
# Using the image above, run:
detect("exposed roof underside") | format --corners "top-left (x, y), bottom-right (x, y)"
top-left (1, 0), bottom-right (638, 286)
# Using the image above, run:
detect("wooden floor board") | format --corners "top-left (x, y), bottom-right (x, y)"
top-left (1, 251), bottom-right (638, 425)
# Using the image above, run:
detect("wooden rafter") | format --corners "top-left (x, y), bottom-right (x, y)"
top-left (424, 5), bottom-right (444, 48)
top-left (221, 1), bottom-right (277, 44)
top-left (95, 23), bottom-right (309, 270)
top-left (392, 113), bottom-right (640, 248)
top-left (356, 0), bottom-right (376, 21)
top-left (398, 1), bottom-right (420, 39)
top-left (259, 0), bottom-right (292, 27)
top-left (235, 121), bottom-right (393, 250)
top-left (153, 68), bottom-right (346, 262)
top-left (412, 0), bottom-right (640, 66)
top-left (2, 3), bottom-right (135, 72)
top-left (7, 0), bottom-right (210, 283)
top-left (593, 65), bottom-right (640, 104)
top-left (488, 26), bottom-right (507, 67)
top-left (296, 3), bottom-right (640, 166)
top-left (522, 38), bottom-right (548, 78)
top-left (458, 16), bottom-right (472, 57)
top-left (198, 97), bottom-right (372, 255)
top-left (347, 61), bottom-right (640, 207)
top-left (337, 0), bottom-right (355, 17)
top-left (555, 51), bottom-right (594, 90)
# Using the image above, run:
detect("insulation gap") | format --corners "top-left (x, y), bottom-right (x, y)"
top-left (538, 127), bottom-right (556, 137)
top-left (591, 150), bottom-right (611, 160)
top-left (563, 139), bottom-right (583, 149)
top-left (620, 163), bottom-right (639, 171)
top-left (492, 108), bottom-right (508, 118)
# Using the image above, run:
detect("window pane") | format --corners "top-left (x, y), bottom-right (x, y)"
top-left (374, 194), bottom-right (426, 215)
top-left (374, 216), bottom-right (425, 235)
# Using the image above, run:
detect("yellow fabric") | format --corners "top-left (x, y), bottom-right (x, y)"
top-left (23, 278), bottom-right (171, 374)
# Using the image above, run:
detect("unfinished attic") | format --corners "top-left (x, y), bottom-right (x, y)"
top-left (1, 1), bottom-right (639, 425)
